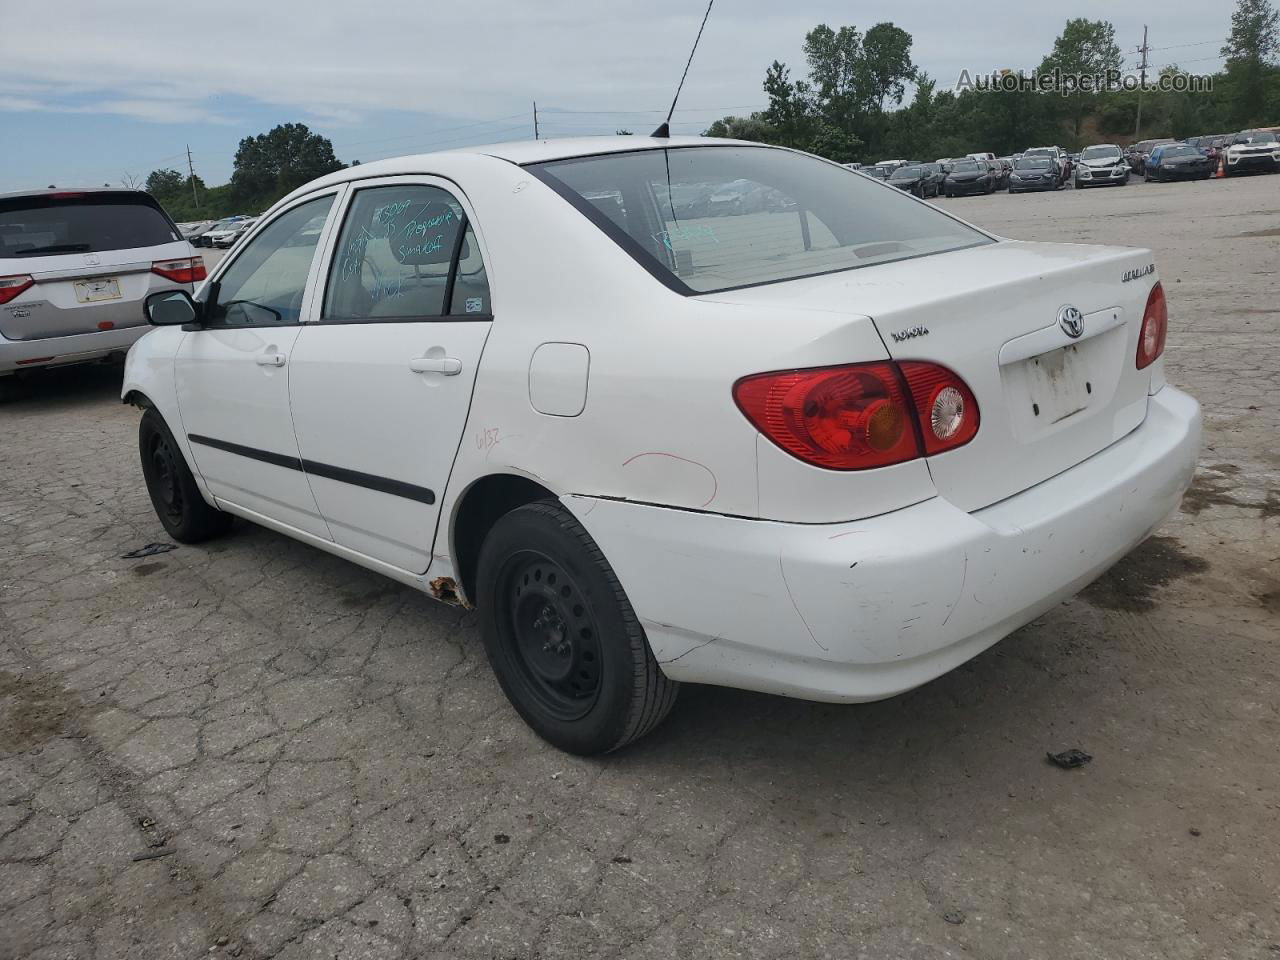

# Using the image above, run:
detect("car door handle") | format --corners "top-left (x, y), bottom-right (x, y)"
top-left (409, 357), bottom-right (462, 375)
top-left (255, 353), bottom-right (286, 367)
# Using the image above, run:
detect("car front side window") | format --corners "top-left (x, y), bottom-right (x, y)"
top-left (204, 196), bottom-right (334, 328)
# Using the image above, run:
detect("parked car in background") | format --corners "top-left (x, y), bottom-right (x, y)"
top-left (1022, 147), bottom-right (1067, 185)
top-left (990, 158), bottom-right (1011, 189)
top-left (861, 166), bottom-right (890, 180)
top-left (1008, 156), bottom-right (1059, 193)
top-left (0, 188), bottom-right (204, 382)
top-left (1224, 130), bottom-right (1280, 176)
top-left (1185, 134), bottom-right (1230, 172)
top-left (1126, 138), bottom-right (1177, 175)
top-left (208, 217), bottom-right (258, 248)
top-left (967, 152), bottom-right (996, 162)
top-left (178, 220), bottom-right (216, 243)
top-left (123, 135), bottom-right (1199, 753)
top-left (1144, 143), bottom-right (1214, 181)
top-left (192, 216), bottom-right (246, 247)
top-left (1074, 144), bottom-right (1130, 187)
top-left (943, 158), bottom-right (996, 196)
top-left (887, 163), bottom-right (945, 198)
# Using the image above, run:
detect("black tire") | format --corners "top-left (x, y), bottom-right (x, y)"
top-left (138, 407), bottom-right (232, 543)
top-left (477, 500), bottom-right (678, 755)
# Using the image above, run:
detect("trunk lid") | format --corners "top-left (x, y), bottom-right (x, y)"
top-left (704, 239), bottom-right (1160, 512)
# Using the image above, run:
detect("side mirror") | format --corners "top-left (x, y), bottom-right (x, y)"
top-left (145, 290), bottom-right (199, 327)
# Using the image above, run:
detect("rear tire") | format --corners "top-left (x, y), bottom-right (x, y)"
top-left (477, 501), bottom-right (678, 755)
top-left (138, 408), bottom-right (232, 543)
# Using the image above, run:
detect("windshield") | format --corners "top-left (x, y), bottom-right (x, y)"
top-left (0, 193), bottom-right (177, 257)
top-left (890, 165), bottom-right (925, 179)
top-left (529, 146), bottom-right (991, 294)
top-left (1014, 158), bottom-right (1052, 170)
top-left (950, 160), bottom-right (981, 173)
top-left (1236, 131), bottom-right (1278, 144)
top-left (1081, 146), bottom-right (1121, 161)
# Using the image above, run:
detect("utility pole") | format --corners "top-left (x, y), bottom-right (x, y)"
top-left (1134, 26), bottom-right (1150, 142)
top-left (533, 101), bottom-right (540, 140)
top-left (186, 144), bottom-right (201, 210)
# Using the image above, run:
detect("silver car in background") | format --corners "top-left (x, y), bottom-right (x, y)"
top-left (0, 188), bottom-right (204, 380)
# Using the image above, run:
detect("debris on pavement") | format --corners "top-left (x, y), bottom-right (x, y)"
top-left (1046, 748), bottom-right (1093, 769)
top-left (131, 846), bottom-right (176, 861)
top-left (121, 542), bottom-right (178, 559)
top-left (944, 910), bottom-right (966, 925)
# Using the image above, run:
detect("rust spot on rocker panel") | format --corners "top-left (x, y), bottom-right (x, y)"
top-left (429, 576), bottom-right (469, 607)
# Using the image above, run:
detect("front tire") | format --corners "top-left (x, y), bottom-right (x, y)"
top-left (138, 408), bottom-right (232, 543)
top-left (477, 501), bottom-right (678, 755)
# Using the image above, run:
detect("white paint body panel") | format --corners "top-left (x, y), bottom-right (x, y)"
top-left (122, 136), bottom-right (1202, 705)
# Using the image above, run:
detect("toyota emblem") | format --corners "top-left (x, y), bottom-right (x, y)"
top-left (1058, 305), bottom-right (1084, 339)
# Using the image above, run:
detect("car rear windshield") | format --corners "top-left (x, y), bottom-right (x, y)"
top-left (1014, 158), bottom-right (1052, 169)
top-left (528, 146), bottom-right (990, 294)
top-left (0, 193), bottom-right (178, 257)
top-left (1161, 146), bottom-right (1198, 158)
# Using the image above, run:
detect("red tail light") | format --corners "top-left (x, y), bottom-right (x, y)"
top-left (733, 361), bottom-right (979, 470)
top-left (899, 361), bottom-right (980, 455)
top-left (151, 257), bottom-right (206, 285)
top-left (0, 274), bottom-right (35, 305)
top-left (1136, 281), bottom-right (1167, 369)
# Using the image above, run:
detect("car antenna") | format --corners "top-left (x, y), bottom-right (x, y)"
top-left (651, 0), bottom-right (715, 138)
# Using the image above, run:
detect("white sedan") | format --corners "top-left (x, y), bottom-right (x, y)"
top-left (123, 136), bottom-right (1201, 754)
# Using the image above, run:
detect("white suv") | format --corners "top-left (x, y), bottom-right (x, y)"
top-left (0, 189), bottom-right (203, 381)
top-left (123, 137), bottom-right (1200, 754)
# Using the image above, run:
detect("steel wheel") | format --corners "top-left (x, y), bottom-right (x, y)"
top-left (500, 551), bottom-right (604, 721)
top-left (147, 430), bottom-right (185, 527)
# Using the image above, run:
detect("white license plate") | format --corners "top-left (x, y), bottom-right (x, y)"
top-left (1024, 344), bottom-right (1091, 424)
top-left (74, 277), bottom-right (121, 303)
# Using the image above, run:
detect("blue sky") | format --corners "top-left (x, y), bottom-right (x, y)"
top-left (1, 1), bottom-right (1228, 194)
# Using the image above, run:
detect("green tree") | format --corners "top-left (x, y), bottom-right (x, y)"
top-left (145, 168), bottom-right (184, 198)
top-left (703, 115), bottom-right (776, 142)
top-left (1039, 19), bottom-right (1123, 139)
top-left (230, 123), bottom-right (344, 209)
top-left (860, 23), bottom-right (917, 112)
top-left (1222, 0), bottom-right (1280, 124)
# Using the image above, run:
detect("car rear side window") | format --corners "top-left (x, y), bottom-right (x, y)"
top-left (528, 146), bottom-right (990, 294)
top-left (323, 184), bottom-right (491, 321)
top-left (0, 193), bottom-right (179, 257)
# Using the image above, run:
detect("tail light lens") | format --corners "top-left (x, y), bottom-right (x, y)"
top-left (899, 362), bottom-right (980, 455)
top-left (733, 361), bottom-right (979, 471)
top-left (0, 274), bottom-right (35, 305)
top-left (1136, 281), bottom-right (1167, 369)
top-left (151, 257), bottom-right (206, 285)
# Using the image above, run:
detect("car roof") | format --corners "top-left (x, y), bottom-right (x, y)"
top-left (0, 187), bottom-right (152, 203)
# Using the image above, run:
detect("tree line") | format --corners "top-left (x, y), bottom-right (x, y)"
top-left (146, 122), bottom-right (348, 222)
top-left (144, 0), bottom-right (1278, 218)
top-left (705, 0), bottom-right (1279, 163)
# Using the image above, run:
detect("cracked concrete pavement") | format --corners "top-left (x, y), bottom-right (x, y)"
top-left (2, 175), bottom-right (1278, 959)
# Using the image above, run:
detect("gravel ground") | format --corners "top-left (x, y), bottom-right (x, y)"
top-left (1, 174), bottom-right (1278, 960)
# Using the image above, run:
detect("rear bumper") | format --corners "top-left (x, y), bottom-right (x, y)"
top-left (0, 325), bottom-right (150, 374)
top-left (566, 386), bottom-right (1201, 702)
top-left (1009, 179), bottom-right (1055, 191)
top-left (946, 180), bottom-right (990, 194)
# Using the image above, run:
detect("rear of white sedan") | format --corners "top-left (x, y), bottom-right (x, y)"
top-left (508, 142), bottom-right (1199, 713)
top-left (123, 137), bottom-right (1199, 755)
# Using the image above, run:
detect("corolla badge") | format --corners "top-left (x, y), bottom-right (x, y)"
top-left (1057, 304), bottom-right (1084, 339)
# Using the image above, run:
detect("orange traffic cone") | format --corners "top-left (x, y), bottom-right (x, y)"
top-left (1216, 154), bottom-right (1225, 178)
